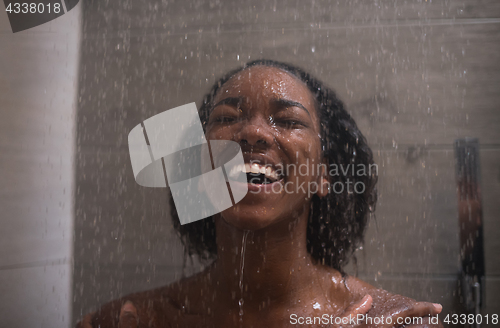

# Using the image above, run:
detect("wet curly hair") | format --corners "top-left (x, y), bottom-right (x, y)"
top-left (170, 59), bottom-right (377, 271)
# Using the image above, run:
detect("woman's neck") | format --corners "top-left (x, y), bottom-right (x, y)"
top-left (210, 208), bottom-right (324, 313)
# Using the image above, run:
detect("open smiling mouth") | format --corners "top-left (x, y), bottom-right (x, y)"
top-left (227, 163), bottom-right (283, 185)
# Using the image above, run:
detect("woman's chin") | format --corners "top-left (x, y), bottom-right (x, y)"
top-left (218, 204), bottom-right (282, 231)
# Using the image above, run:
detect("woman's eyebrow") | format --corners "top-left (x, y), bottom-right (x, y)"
top-left (272, 98), bottom-right (311, 118)
top-left (213, 97), bottom-right (243, 109)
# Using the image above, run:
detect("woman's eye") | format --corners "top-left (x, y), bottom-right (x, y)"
top-left (214, 116), bottom-right (236, 123)
top-left (276, 119), bottom-right (304, 128)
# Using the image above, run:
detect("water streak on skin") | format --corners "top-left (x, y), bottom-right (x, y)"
top-left (238, 230), bottom-right (250, 322)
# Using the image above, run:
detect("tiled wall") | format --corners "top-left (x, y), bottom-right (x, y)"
top-left (73, 0), bottom-right (500, 325)
top-left (0, 4), bottom-right (81, 328)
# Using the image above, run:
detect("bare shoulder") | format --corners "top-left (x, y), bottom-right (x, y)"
top-left (75, 285), bottom-right (176, 327)
top-left (75, 273), bottom-right (207, 328)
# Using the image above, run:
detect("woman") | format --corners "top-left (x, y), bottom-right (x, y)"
top-left (78, 60), bottom-right (443, 328)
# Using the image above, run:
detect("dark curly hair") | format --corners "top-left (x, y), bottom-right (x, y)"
top-left (170, 59), bottom-right (377, 271)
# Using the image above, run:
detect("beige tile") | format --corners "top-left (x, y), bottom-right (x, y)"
top-left (0, 5), bottom-right (81, 328)
top-left (484, 277), bottom-right (500, 314)
top-left (76, 24), bottom-right (500, 150)
top-left (352, 148), bottom-right (498, 276)
top-left (0, 3), bottom-right (80, 266)
top-left (480, 150), bottom-right (500, 275)
top-left (354, 148), bottom-right (459, 275)
top-left (0, 263), bottom-right (72, 328)
top-left (81, 0), bottom-right (500, 35)
top-left (74, 148), bottom-right (184, 266)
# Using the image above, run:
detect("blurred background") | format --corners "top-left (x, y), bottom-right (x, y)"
top-left (1, 0), bottom-right (499, 327)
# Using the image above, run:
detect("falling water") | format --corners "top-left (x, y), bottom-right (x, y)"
top-left (238, 230), bottom-right (250, 322)
top-left (56, 1), bottom-right (500, 326)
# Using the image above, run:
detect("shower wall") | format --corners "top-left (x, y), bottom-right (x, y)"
top-left (73, 0), bottom-right (500, 325)
top-left (0, 4), bottom-right (81, 328)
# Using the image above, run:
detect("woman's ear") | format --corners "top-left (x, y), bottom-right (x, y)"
top-left (316, 158), bottom-right (330, 198)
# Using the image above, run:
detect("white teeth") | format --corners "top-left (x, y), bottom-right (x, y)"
top-left (251, 163), bottom-right (260, 174)
top-left (227, 162), bottom-right (281, 182)
top-left (229, 163), bottom-right (279, 181)
top-left (265, 166), bottom-right (274, 180)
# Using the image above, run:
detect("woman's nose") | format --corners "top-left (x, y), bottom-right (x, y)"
top-left (235, 116), bottom-right (274, 148)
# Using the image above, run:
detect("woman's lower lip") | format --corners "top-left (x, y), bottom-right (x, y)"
top-left (229, 179), bottom-right (285, 195)
top-left (246, 180), bottom-right (282, 192)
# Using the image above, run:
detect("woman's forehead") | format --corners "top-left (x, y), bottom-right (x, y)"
top-left (215, 65), bottom-right (313, 106)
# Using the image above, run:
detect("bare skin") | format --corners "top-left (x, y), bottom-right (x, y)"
top-left (77, 66), bottom-right (443, 328)
top-left (77, 273), bottom-right (442, 328)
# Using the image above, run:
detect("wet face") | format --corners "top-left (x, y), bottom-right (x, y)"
top-left (206, 66), bottom-right (328, 230)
